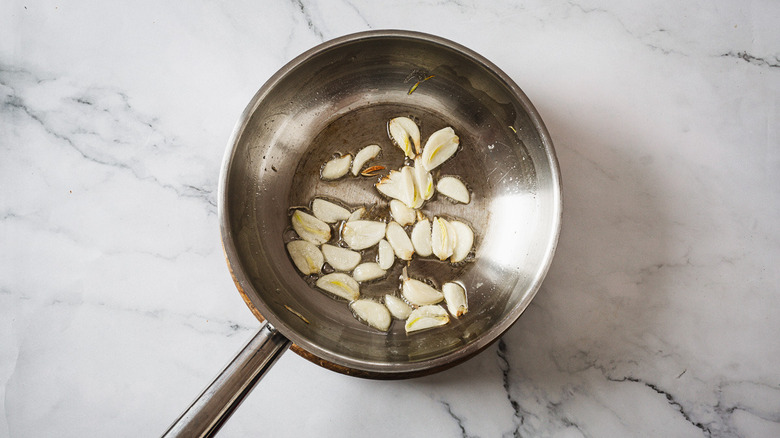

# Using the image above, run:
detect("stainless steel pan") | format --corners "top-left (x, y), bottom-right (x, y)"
top-left (164, 30), bottom-right (561, 437)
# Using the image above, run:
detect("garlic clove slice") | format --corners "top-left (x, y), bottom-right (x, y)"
top-left (351, 144), bottom-right (382, 176)
top-left (316, 273), bottom-right (359, 301)
top-left (350, 299), bottom-right (392, 331)
top-left (342, 220), bottom-right (386, 250)
top-left (388, 117), bottom-right (420, 158)
top-left (376, 167), bottom-right (419, 208)
top-left (386, 221), bottom-right (415, 260)
top-left (321, 244), bottom-right (361, 271)
top-left (312, 198), bottom-right (351, 223)
top-left (402, 278), bottom-right (444, 306)
top-left (396, 117), bottom-right (421, 154)
top-left (421, 127), bottom-right (459, 171)
top-left (431, 216), bottom-right (457, 260)
top-left (390, 199), bottom-right (415, 226)
top-left (291, 210), bottom-right (331, 245)
top-left (400, 166), bottom-right (422, 208)
top-left (405, 305), bottom-right (450, 333)
top-left (375, 170), bottom-right (402, 200)
top-left (377, 239), bottom-right (395, 270)
top-left (443, 282), bottom-right (468, 317)
top-left (321, 154), bottom-right (352, 180)
top-left (413, 156), bottom-right (435, 201)
top-left (348, 207), bottom-right (365, 222)
top-left (436, 176), bottom-right (470, 204)
top-left (352, 262), bottom-right (387, 282)
top-left (384, 295), bottom-right (413, 320)
top-left (411, 218), bottom-right (432, 257)
top-left (286, 240), bottom-right (323, 275)
top-left (450, 220), bottom-right (474, 263)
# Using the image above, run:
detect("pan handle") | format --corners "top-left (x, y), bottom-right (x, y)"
top-left (162, 321), bottom-right (291, 437)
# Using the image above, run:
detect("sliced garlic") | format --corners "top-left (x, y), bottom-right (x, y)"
top-left (401, 166), bottom-right (424, 208)
top-left (421, 127), bottom-right (459, 171)
top-left (401, 166), bottom-right (425, 208)
top-left (390, 199), bottom-right (415, 226)
top-left (348, 207), bottom-right (365, 222)
top-left (351, 144), bottom-right (381, 176)
top-left (405, 305), bottom-right (450, 333)
top-left (431, 216), bottom-right (457, 261)
top-left (384, 295), bottom-right (413, 320)
top-left (352, 262), bottom-right (386, 282)
top-left (377, 239), bottom-right (395, 270)
top-left (402, 278), bottom-right (444, 306)
top-left (413, 156), bottom-right (435, 201)
top-left (437, 176), bottom-right (470, 204)
top-left (315, 273), bottom-right (359, 301)
top-left (286, 240), bottom-right (323, 275)
top-left (321, 244), bottom-right (361, 271)
top-left (291, 210), bottom-right (331, 245)
top-left (312, 198), bottom-right (351, 223)
top-left (342, 220), bottom-right (386, 250)
top-left (386, 221), bottom-right (414, 261)
top-left (443, 282), bottom-right (468, 317)
top-left (450, 220), bottom-right (474, 263)
top-left (376, 168), bottom-right (419, 208)
top-left (375, 170), bottom-right (401, 201)
top-left (350, 299), bottom-right (392, 331)
top-left (411, 218), bottom-right (432, 257)
top-left (388, 117), bottom-right (420, 158)
top-left (321, 154), bottom-right (352, 180)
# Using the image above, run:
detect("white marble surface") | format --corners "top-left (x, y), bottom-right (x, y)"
top-left (2, 1), bottom-right (779, 437)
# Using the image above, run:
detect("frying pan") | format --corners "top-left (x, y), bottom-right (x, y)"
top-left (164, 30), bottom-right (561, 437)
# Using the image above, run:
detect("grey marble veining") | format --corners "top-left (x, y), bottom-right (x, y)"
top-left (1, 0), bottom-right (778, 437)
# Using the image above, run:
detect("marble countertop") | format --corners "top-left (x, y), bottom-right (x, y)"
top-left (2, 1), bottom-right (778, 437)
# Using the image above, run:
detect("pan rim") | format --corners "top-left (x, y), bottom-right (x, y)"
top-left (218, 29), bottom-right (562, 377)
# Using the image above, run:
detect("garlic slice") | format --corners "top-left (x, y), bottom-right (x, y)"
top-left (350, 299), bottom-right (392, 331)
top-left (348, 207), bottom-right (365, 222)
top-left (431, 216), bottom-right (457, 260)
top-left (386, 221), bottom-right (414, 260)
top-left (291, 210), bottom-right (331, 245)
top-left (402, 278), bottom-right (444, 306)
top-left (384, 295), bottom-right (413, 320)
top-left (413, 156), bottom-right (435, 201)
top-left (377, 239), bottom-right (395, 270)
top-left (388, 117), bottom-right (420, 158)
top-left (450, 220), bottom-right (474, 263)
top-left (443, 282), bottom-right (468, 317)
top-left (312, 198), bottom-right (351, 223)
top-left (342, 220), bottom-right (386, 250)
top-left (405, 305), bottom-right (450, 333)
top-left (376, 168), bottom-right (419, 208)
top-left (390, 200), bottom-right (415, 226)
top-left (321, 154), bottom-right (352, 180)
top-left (286, 240), bottom-right (323, 275)
top-left (316, 273), bottom-right (359, 301)
top-left (436, 176), bottom-right (470, 204)
top-left (375, 170), bottom-right (401, 201)
top-left (352, 262), bottom-right (386, 282)
top-left (351, 144), bottom-right (381, 176)
top-left (402, 166), bottom-right (424, 209)
top-left (321, 244), bottom-right (361, 271)
top-left (411, 218), bottom-right (432, 257)
top-left (421, 127), bottom-right (459, 171)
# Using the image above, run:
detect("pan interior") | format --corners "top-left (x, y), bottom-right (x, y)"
top-left (222, 32), bottom-right (560, 374)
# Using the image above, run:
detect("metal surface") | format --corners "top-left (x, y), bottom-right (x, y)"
top-left (219, 30), bottom-right (561, 377)
top-left (162, 322), bottom-right (290, 437)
